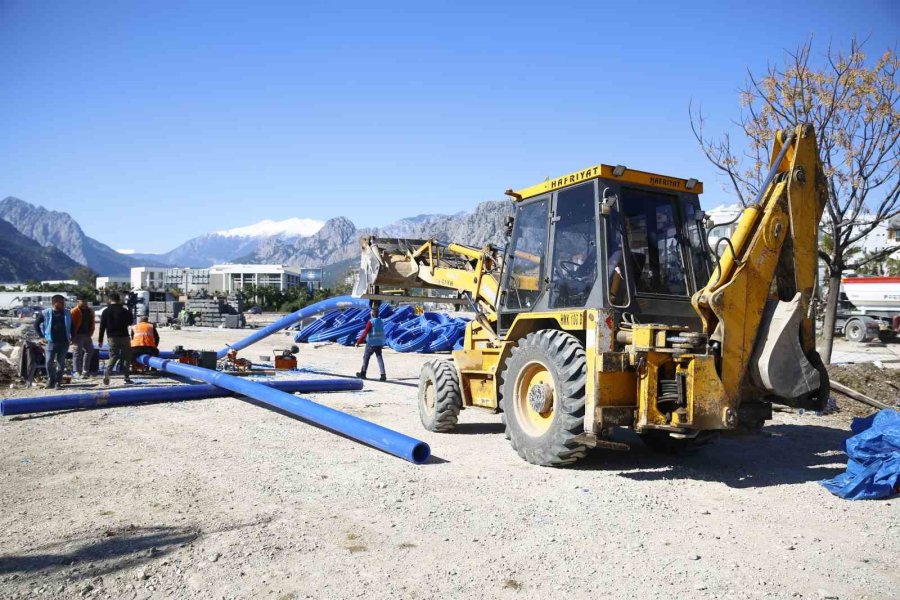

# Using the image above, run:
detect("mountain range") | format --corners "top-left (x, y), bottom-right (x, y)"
top-left (0, 197), bottom-right (163, 276)
top-left (0, 196), bottom-right (513, 283)
top-left (0, 217), bottom-right (83, 282)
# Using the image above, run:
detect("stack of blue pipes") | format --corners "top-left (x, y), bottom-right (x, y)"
top-left (294, 304), bottom-right (468, 353)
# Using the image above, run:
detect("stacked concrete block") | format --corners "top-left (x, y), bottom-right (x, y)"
top-left (146, 300), bottom-right (184, 325)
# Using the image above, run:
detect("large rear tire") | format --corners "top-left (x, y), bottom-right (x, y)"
top-left (418, 359), bottom-right (462, 432)
top-left (844, 319), bottom-right (866, 343)
top-left (500, 330), bottom-right (588, 466)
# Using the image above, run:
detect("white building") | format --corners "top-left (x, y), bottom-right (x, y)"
top-left (131, 267), bottom-right (168, 291)
top-left (706, 203), bottom-right (744, 250)
top-left (96, 276), bottom-right (131, 289)
top-left (210, 264), bottom-right (322, 294)
top-left (128, 264), bottom-right (322, 293)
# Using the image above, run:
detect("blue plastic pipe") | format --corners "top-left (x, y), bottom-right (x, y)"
top-left (217, 295), bottom-right (369, 358)
top-left (97, 349), bottom-right (176, 360)
top-left (135, 354), bottom-right (431, 464)
top-left (1, 378), bottom-right (362, 416)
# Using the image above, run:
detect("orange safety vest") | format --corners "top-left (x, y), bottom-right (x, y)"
top-left (131, 322), bottom-right (157, 348)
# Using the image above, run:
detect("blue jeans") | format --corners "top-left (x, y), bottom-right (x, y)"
top-left (360, 345), bottom-right (385, 376)
top-left (46, 342), bottom-right (68, 386)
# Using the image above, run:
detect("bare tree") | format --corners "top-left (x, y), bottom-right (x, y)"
top-left (691, 38), bottom-right (900, 363)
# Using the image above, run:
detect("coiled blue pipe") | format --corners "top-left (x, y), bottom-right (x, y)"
top-left (218, 295), bottom-right (369, 358)
top-left (0, 378), bottom-right (362, 416)
top-left (426, 322), bottom-right (464, 353)
top-left (135, 355), bottom-right (430, 464)
top-left (294, 309), bottom-right (343, 343)
top-left (388, 325), bottom-right (435, 352)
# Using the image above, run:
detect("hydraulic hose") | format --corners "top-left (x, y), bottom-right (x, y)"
top-left (217, 295), bottom-right (369, 358)
top-left (1, 378), bottom-right (362, 417)
top-left (135, 354), bottom-right (431, 464)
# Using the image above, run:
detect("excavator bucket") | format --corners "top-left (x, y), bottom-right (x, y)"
top-left (749, 293), bottom-right (827, 409)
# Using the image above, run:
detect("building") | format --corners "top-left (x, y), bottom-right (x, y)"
top-left (210, 264), bottom-right (321, 294)
top-left (96, 276), bottom-right (131, 289)
top-left (41, 279), bottom-right (79, 287)
top-left (162, 268), bottom-right (213, 294)
top-left (131, 267), bottom-right (168, 291)
top-left (128, 264), bottom-right (322, 294)
top-left (706, 203), bottom-right (744, 251)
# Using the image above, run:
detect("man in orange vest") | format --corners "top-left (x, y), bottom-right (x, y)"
top-left (130, 316), bottom-right (160, 359)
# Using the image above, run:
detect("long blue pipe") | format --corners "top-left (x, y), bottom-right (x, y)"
top-left (98, 349), bottom-right (176, 360)
top-left (217, 295), bottom-right (369, 358)
top-left (135, 355), bottom-right (430, 464)
top-left (1, 378), bottom-right (362, 416)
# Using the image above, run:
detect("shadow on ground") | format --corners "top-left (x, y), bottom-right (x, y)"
top-left (573, 422), bottom-right (848, 488)
top-left (453, 422), bottom-right (506, 435)
top-left (0, 524), bottom-right (198, 578)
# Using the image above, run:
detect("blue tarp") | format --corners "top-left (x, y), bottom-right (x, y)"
top-left (821, 409), bottom-right (900, 500)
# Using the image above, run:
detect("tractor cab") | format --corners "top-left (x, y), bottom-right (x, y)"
top-left (498, 165), bottom-right (711, 334)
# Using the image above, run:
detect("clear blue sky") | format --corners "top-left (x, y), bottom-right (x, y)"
top-left (1, 0), bottom-right (897, 253)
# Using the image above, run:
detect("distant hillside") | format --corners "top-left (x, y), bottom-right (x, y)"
top-left (0, 197), bottom-right (160, 276)
top-left (0, 217), bottom-right (83, 281)
top-left (238, 200), bottom-right (513, 269)
top-left (0, 196), bottom-right (514, 280)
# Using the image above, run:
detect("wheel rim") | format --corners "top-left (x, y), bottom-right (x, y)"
top-left (423, 380), bottom-right (435, 411)
top-left (848, 323), bottom-right (862, 339)
top-left (514, 361), bottom-right (555, 437)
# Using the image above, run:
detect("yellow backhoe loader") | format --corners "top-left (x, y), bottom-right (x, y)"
top-left (354, 124), bottom-right (830, 466)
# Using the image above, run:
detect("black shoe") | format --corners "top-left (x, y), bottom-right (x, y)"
top-left (356, 372), bottom-right (366, 379)
top-left (123, 378), bottom-right (134, 385)
top-left (43, 381), bottom-right (54, 390)
top-left (55, 383), bottom-right (63, 390)
top-left (379, 374), bottom-right (386, 382)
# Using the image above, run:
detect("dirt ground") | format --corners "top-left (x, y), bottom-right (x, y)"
top-left (1, 325), bottom-right (898, 600)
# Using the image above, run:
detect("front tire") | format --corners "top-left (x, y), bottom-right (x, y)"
top-left (418, 359), bottom-right (462, 432)
top-left (500, 330), bottom-right (588, 466)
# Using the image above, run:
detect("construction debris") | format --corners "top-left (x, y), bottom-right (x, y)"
top-left (830, 380), bottom-right (891, 410)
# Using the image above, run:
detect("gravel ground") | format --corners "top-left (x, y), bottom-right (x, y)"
top-left (1, 326), bottom-right (898, 600)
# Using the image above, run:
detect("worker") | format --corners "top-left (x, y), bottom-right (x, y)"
top-left (130, 316), bottom-right (160, 359)
top-left (69, 295), bottom-right (95, 378)
top-left (98, 292), bottom-right (134, 386)
top-left (179, 307), bottom-right (190, 327)
top-left (32, 294), bottom-right (72, 389)
top-left (355, 307), bottom-right (387, 381)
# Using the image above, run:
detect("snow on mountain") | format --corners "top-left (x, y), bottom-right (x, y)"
top-left (215, 218), bottom-right (324, 238)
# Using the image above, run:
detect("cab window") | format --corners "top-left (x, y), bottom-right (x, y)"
top-left (503, 198), bottom-right (549, 310)
top-left (549, 183), bottom-right (597, 308)
top-left (620, 188), bottom-right (688, 296)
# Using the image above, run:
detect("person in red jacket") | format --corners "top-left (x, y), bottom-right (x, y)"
top-left (355, 308), bottom-right (387, 381)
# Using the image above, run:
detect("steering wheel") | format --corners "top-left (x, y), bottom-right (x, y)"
top-left (559, 260), bottom-right (582, 275)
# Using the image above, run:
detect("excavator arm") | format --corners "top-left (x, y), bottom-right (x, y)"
top-left (354, 236), bottom-right (502, 335)
top-left (692, 124), bottom-right (830, 409)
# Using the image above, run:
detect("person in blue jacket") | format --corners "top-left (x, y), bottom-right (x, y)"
top-left (33, 294), bottom-right (72, 389)
top-left (355, 307), bottom-right (387, 381)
